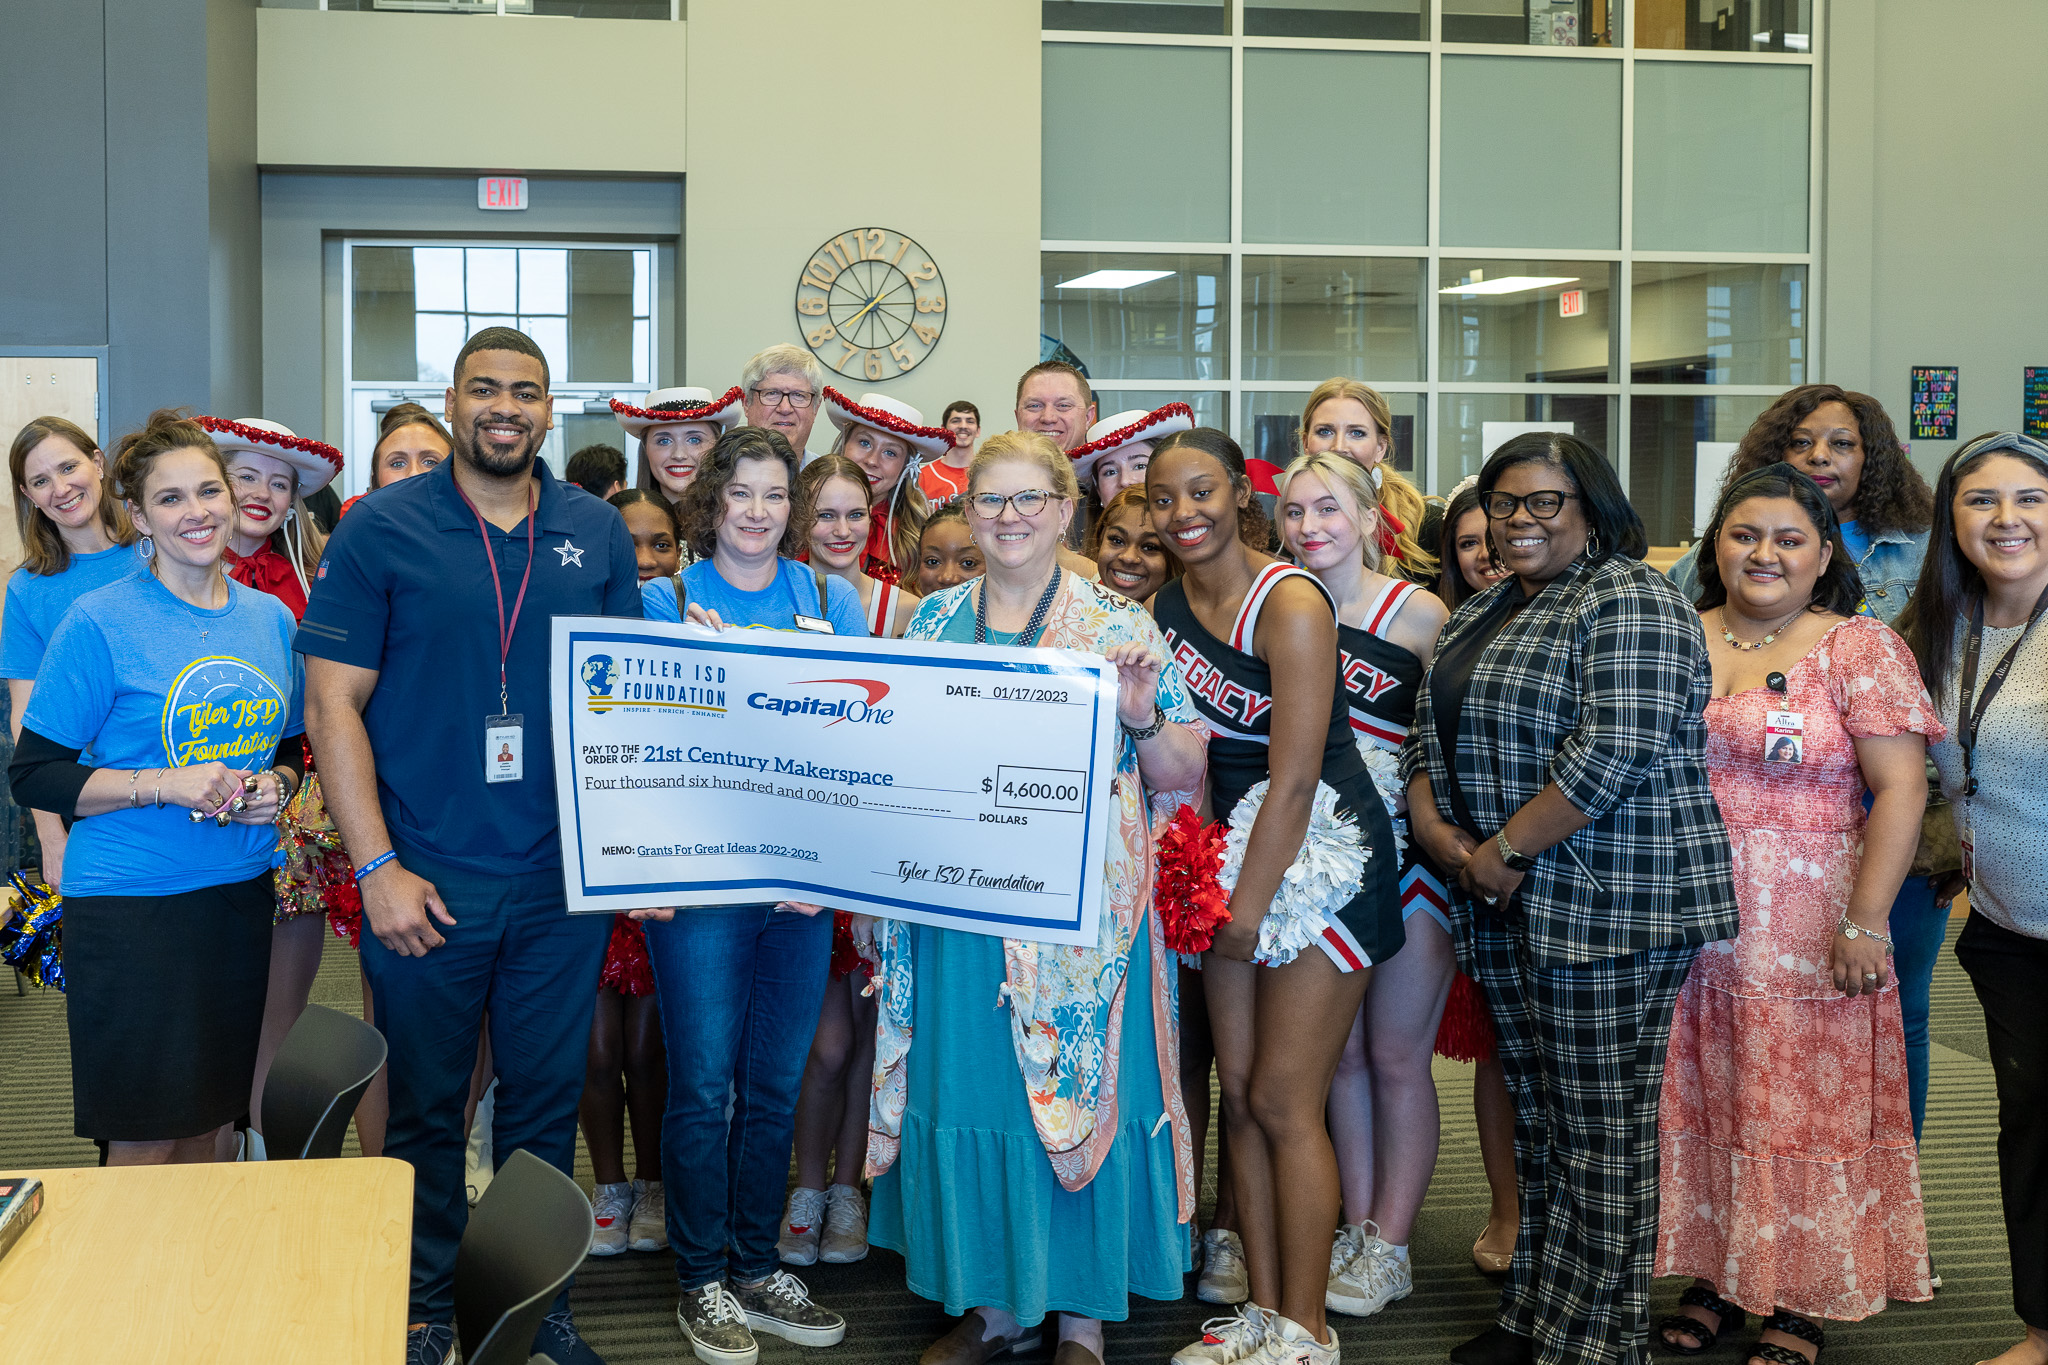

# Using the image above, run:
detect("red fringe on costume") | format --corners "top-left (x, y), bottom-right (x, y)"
top-left (830, 910), bottom-right (871, 980)
top-left (600, 915), bottom-right (655, 996)
top-left (1434, 970), bottom-right (1497, 1062)
top-left (1156, 805), bottom-right (1231, 955)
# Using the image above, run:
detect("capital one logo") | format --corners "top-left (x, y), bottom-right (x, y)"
top-left (747, 678), bottom-right (894, 727)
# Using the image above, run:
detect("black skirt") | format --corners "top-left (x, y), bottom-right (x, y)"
top-left (65, 872), bottom-right (274, 1142)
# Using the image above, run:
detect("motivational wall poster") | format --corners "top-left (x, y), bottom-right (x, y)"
top-left (2025, 368), bottom-right (2048, 440)
top-left (1910, 366), bottom-right (1959, 441)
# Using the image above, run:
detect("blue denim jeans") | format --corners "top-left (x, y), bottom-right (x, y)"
top-left (360, 843), bottom-right (611, 1323)
top-left (646, 905), bottom-right (832, 1289)
top-left (1888, 874), bottom-right (1952, 1143)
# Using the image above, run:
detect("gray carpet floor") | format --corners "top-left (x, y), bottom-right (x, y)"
top-left (0, 913), bottom-right (2018, 1363)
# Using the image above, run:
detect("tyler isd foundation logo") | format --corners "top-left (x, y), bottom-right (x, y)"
top-left (581, 655), bottom-right (617, 713)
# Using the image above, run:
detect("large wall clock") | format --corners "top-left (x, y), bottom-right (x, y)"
top-left (794, 227), bottom-right (946, 381)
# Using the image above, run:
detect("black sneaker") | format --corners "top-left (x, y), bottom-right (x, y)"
top-left (678, 1281), bottom-right (759, 1365)
top-left (405, 1323), bottom-right (455, 1365)
top-left (532, 1308), bottom-right (606, 1365)
top-left (730, 1269), bottom-right (848, 1347)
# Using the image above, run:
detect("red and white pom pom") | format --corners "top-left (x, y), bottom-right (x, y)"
top-left (1155, 804), bottom-right (1230, 955)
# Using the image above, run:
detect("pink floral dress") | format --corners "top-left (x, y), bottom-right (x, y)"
top-left (1655, 615), bottom-right (1942, 1321)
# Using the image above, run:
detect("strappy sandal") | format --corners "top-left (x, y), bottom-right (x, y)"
top-left (1656, 1284), bottom-right (1744, 1356)
top-left (1748, 1309), bottom-right (1827, 1365)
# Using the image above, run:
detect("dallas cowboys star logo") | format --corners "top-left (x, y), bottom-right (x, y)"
top-left (554, 539), bottom-right (585, 568)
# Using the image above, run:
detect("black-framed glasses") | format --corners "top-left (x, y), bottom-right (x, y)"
top-left (750, 386), bottom-right (815, 409)
top-left (1483, 491), bottom-right (1580, 521)
top-left (968, 489), bottom-right (1059, 519)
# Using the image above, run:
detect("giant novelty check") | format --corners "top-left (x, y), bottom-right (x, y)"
top-left (550, 617), bottom-right (1119, 945)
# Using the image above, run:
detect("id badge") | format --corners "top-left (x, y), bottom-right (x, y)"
top-left (792, 615), bottom-right (835, 635)
top-left (1764, 710), bottom-right (1804, 765)
top-left (486, 713), bottom-right (524, 784)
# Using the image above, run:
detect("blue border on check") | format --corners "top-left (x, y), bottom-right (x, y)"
top-left (565, 628), bottom-right (1105, 931)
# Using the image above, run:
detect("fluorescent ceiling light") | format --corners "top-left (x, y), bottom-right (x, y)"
top-left (1437, 275), bottom-right (1579, 296)
top-left (1058, 269), bottom-right (1174, 290)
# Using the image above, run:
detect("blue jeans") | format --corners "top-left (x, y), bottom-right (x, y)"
top-left (645, 905), bottom-right (832, 1290)
top-left (1888, 874), bottom-right (1952, 1143)
top-left (360, 843), bottom-right (611, 1323)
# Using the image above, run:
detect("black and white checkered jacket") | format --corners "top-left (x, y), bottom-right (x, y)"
top-left (1400, 552), bottom-right (1738, 968)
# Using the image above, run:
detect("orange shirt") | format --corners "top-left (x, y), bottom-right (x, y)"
top-left (918, 460), bottom-right (971, 507)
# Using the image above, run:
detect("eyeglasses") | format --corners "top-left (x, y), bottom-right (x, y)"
top-left (750, 387), bottom-right (815, 410)
top-left (968, 489), bottom-right (1058, 519)
top-left (1482, 491), bottom-right (1580, 521)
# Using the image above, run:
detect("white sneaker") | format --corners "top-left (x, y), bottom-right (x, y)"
top-left (589, 1181), bottom-right (632, 1257)
top-left (629, 1178), bottom-right (668, 1252)
top-left (1247, 1311), bottom-right (1339, 1365)
top-left (1197, 1226), bottom-right (1250, 1304)
top-left (1326, 1223), bottom-right (1410, 1317)
top-left (775, 1186), bottom-right (827, 1266)
top-left (819, 1183), bottom-right (869, 1263)
top-left (1172, 1303), bottom-right (1272, 1365)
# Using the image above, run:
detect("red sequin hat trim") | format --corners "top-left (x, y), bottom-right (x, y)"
top-left (609, 385), bottom-right (745, 426)
top-left (1067, 402), bottom-right (1195, 462)
top-left (195, 415), bottom-right (344, 473)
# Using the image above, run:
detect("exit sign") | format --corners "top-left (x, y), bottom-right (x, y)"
top-left (1558, 289), bottom-right (1585, 318)
top-left (478, 177), bottom-right (528, 211)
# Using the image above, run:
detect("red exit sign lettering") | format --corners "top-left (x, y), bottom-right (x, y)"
top-left (1558, 288), bottom-right (1585, 318)
top-left (478, 177), bottom-right (529, 211)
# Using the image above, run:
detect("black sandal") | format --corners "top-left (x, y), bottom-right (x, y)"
top-left (1748, 1309), bottom-right (1827, 1365)
top-left (1656, 1284), bottom-right (1744, 1356)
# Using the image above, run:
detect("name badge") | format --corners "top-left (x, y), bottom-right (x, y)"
top-left (1764, 710), bottom-right (1804, 765)
top-left (792, 615), bottom-right (835, 635)
top-left (486, 713), bottom-right (524, 783)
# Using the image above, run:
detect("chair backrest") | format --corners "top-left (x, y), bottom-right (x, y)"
top-left (261, 1003), bottom-right (388, 1161)
top-left (455, 1148), bottom-right (594, 1365)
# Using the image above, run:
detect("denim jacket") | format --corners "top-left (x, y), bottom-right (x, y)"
top-left (1665, 526), bottom-right (1931, 625)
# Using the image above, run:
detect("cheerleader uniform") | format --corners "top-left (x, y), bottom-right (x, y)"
top-left (1154, 563), bottom-right (1400, 970)
top-left (865, 575), bottom-right (905, 639)
top-left (1337, 577), bottom-right (1452, 938)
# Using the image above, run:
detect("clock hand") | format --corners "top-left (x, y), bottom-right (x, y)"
top-left (841, 291), bottom-right (888, 333)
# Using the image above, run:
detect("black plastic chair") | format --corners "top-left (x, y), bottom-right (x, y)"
top-left (455, 1147), bottom-right (594, 1365)
top-left (260, 1002), bottom-right (388, 1160)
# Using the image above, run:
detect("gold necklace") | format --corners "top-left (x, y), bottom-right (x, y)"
top-left (1719, 605), bottom-right (1805, 652)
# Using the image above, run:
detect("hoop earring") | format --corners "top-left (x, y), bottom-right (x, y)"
top-left (138, 535), bottom-right (156, 562)
top-left (1585, 528), bottom-right (1603, 559)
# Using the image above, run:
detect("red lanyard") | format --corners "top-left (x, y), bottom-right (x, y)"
top-left (455, 479), bottom-right (536, 715)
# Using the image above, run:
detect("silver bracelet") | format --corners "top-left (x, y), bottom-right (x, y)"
top-left (1836, 914), bottom-right (1895, 950)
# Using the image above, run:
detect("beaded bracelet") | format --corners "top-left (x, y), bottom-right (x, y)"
top-left (355, 850), bottom-right (398, 882)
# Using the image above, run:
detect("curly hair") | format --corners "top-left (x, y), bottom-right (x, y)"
top-left (676, 426), bottom-right (808, 562)
top-left (1717, 384), bottom-right (1932, 538)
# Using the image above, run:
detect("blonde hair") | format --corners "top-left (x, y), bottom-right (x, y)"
top-left (828, 424), bottom-right (928, 573)
top-left (970, 430), bottom-right (1081, 502)
top-left (10, 416), bottom-right (136, 576)
top-left (1300, 378), bottom-right (1436, 577)
top-left (1276, 451), bottom-right (1387, 572)
top-left (221, 448), bottom-right (330, 598)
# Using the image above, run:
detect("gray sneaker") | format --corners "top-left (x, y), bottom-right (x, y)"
top-left (730, 1269), bottom-right (848, 1347)
top-left (819, 1183), bottom-right (869, 1264)
top-left (678, 1281), bottom-right (758, 1365)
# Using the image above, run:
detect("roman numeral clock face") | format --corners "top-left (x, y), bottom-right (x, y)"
top-left (794, 227), bottom-right (946, 380)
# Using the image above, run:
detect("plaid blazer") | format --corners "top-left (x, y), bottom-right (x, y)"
top-left (1400, 553), bottom-right (1737, 968)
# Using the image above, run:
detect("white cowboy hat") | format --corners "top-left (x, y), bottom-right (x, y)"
top-left (197, 416), bottom-right (344, 496)
top-left (821, 388), bottom-right (953, 459)
top-left (1066, 402), bottom-right (1195, 487)
top-left (611, 386), bottom-right (747, 439)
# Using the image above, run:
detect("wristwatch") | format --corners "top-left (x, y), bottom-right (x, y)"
top-left (1494, 830), bottom-right (1537, 872)
top-left (1122, 704), bottom-right (1168, 741)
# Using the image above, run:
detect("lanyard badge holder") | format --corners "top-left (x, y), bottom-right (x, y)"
top-left (460, 482), bottom-right (537, 784)
top-left (1956, 582), bottom-right (2048, 883)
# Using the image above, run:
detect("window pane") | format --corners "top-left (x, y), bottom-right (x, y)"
top-left (1094, 390), bottom-right (1228, 434)
top-left (1631, 262), bottom-right (1806, 386)
top-left (518, 248), bottom-right (568, 316)
top-left (1244, 390), bottom-right (1423, 479)
top-left (1242, 51), bottom-right (1427, 246)
top-left (522, 317), bottom-right (569, 385)
top-left (1441, 56), bottom-right (1621, 248)
top-left (568, 249), bottom-right (636, 383)
top-left (352, 246), bottom-right (418, 382)
top-left (1635, 0), bottom-right (1810, 51)
top-left (1244, 0), bottom-right (1424, 40)
top-left (413, 247), bottom-right (466, 312)
top-left (1443, 0), bottom-right (1617, 45)
top-left (1439, 260), bottom-right (1616, 382)
top-left (466, 249), bottom-right (517, 315)
top-left (529, 1), bottom-right (674, 16)
top-left (634, 319), bottom-right (651, 385)
top-left (1243, 256), bottom-right (1425, 383)
top-left (632, 250), bottom-right (651, 317)
top-left (1628, 394), bottom-right (1773, 548)
top-left (1439, 393), bottom-right (1614, 485)
top-left (1634, 62), bottom-right (1810, 253)
top-left (415, 313), bottom-right (467, 386)
top-left (1042, 0), bottom-right (1227, 33)
top-left (1043, 44), bottom-right (1230, 242)
top-left (1042, 253), bottom-right (1228, 382)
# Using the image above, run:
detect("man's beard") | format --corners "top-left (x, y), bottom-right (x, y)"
top-left (454, 420), bottom-right (544, 478)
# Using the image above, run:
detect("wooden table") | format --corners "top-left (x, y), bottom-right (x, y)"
top-left (0, 1157), bottom-right (412, 1363)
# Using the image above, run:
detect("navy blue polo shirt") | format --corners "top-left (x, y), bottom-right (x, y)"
top-left (295, 458), bottom-right (641, 875)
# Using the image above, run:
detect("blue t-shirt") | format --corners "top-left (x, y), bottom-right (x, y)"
top-left (642, 558), bottom-right (868, 637)
top-left (0, 544), bottom-right (141, 682)
top-left (1839, 518), bottom-right (1872, 566)
top-left (22, 574), bottom-right (303, 898)
top-left (295, 459), bottom-right (642, 875)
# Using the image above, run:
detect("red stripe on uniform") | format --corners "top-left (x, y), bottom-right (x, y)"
top-left (1320, 924), bottom-right (1367, 971)
top-left (1364, 580), bottom-right (1415, 635)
